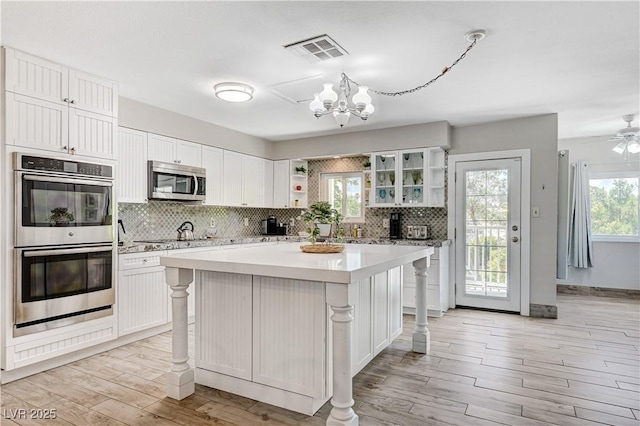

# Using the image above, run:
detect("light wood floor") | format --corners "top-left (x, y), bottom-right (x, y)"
top-left (2, 294), bottom-right (639, 425)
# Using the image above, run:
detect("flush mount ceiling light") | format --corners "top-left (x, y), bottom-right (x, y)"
top-left (214, 82), bottom-right (254, 103)
top-left (610, 114), bottom-right (640, 158)
top-left (309, 30), bottom-right (486, 128)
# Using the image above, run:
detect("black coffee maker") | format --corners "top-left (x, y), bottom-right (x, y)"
top-left (262, 216), bottom-right (278, 235)
top-left (389, 212), bottom-right (402, 239)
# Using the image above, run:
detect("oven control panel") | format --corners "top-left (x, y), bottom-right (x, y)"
top-left (17, 154), bottom-right (113, 178)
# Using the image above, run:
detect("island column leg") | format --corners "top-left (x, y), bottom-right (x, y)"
top-left (165, 266), bottom-right (195, 400)
top-left (326, 282), bottom-right (358, 426)
top-left (412, 256), bottom-right (431, 354)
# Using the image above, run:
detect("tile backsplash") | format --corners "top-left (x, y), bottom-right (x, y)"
top-left (118, 155), bottom-right (448, 243)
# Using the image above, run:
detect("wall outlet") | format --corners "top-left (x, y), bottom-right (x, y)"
top-left (290, 217), bottom-right (296, 227)
top-left (243, 218), bottom-right (249, 227)
top-left (210, 217), bottom-right (216, 227)
top-left (532, 207), bottom-right (540, 218)
top-left (382, 218), bottom-right (390, 228)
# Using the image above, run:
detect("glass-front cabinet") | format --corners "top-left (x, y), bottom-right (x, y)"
top-left (370, 148), bottom-right (445, 207)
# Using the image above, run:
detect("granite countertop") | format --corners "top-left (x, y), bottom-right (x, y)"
top-left (119, 236), bottom-right (450, 255)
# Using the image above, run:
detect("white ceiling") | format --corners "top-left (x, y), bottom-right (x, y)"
top-left (2, 1), bottom-right (638, 143)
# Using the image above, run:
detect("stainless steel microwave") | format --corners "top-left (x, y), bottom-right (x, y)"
top-left (148, 161), bottom-right (206, 202)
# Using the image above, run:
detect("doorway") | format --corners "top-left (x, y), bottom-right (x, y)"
top-left (448, 151), bottom-right (531, 315)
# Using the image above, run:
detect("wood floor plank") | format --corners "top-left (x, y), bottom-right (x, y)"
top-left (45, 367), bottom-right (159, 410)
top-left (1, 378), bottom-right (63, 407)
top-left (246, 402), bottom-right (326, 425)
top-left (521, 405), bottom-right (605, 426)
top-left (91, 399), bottom-right (180, 426)
top-left (476, 377), bottom-right (636, 418)
top-left (143, 399), bottom-right (236, 426)
top-left (23, 371), bottom-right (110, 409)
top-left (575, 406), bottom-right (640, 426)
top-left (196, 400), bottom-right (290, 426)
top-left (50, 398), bottom-right (128, 426)
top-left (2, 293), bottom-right (637, 426)
top-left (465, 404), bottom-right (553, 426)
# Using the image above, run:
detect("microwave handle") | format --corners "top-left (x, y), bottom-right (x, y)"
top-left (23, 245), bottom-right (112, 257)
top-left (193, 173), bottom-right (198, 195)
top-left (23, 174), bottom-right (113, 187)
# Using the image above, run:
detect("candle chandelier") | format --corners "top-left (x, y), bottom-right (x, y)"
top-left (309, 30), bottom-right (486, 128)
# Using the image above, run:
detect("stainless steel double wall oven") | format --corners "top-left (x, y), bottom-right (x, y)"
top-left (13, 152), bottom-right (115, 336)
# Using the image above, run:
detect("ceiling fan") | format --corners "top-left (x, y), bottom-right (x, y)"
top-left (610, 114), bottom-right (640, 155)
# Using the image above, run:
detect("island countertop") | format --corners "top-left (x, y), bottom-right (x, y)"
top-left (160, 242), bottom-right (434, 284)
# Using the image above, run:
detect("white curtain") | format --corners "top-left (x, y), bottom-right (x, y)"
top-left (568, 161), bottom-right (593, 268)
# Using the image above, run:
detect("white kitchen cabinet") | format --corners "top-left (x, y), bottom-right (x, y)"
top-left (3, 47), bottom-right (118, 160)
top-left (272, 159), bottom-right (308, 208)
top-left (273, 160), bottom-right (290, 207)
top-left (222, 151), bottom-right (270, 207)
top-left (262, 158), bottom-right (274, 208)
top-left (147, 133), bottom-right (202, 167)
top-left (202, 145), bottom-right (224, 205)
top-left (222, 151), bottom-right (243, 206)
top-left (5, 90), bottom-right (116, 160)
top-left (4, 47), bottom-right (118, 117)
top-left (370, 147), bottom-right (445, 207)
top-left (242, 155), bottom-right (262, 206)
top-left (117, 127), bottom-right (148, 203)
top-left (403, 244), bottom-right (450, 317)
top-left (118, 251), bottom-right (169, 336)
top-left (352, 266), bottom-right (403, 375)
top-left (197, 262), bottom-right (402, 404)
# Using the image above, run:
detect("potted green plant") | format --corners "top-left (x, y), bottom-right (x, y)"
top-left (49, 207), bottom-right (74, 226)
top-left (295, 165), bottom-right (306, 175)
top-left (298, 201), bottom-right (342, 244)
top-left (363, 160), bottom-right (371, 170)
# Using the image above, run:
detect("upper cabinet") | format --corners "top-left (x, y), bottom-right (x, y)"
top-left (273, 160), bottom-right (308, 208)
top-left (3, 47), bottom-right (118, 160)
top-left (147, 133), bottom-right (201, 167)
top-left (202, 146), bottom-right (224, 206)
top-left (222, 151), bottom-right (273, 208)
top-left (117, 127), bottom-right (148, 203)
top-left (370, 148), bottom-right (445, 207)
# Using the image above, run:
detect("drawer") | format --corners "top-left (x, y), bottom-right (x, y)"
top-left (403, 259), bottom-right (439, 285)
top-left (402, 285), bottom-right (440, 310)
top-left (119, 250), bottom-right (167, 271)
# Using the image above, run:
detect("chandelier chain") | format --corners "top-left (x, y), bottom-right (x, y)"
top-left (342, 37), bottom-right (479, 97)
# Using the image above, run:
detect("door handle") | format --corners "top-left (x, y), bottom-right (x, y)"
top-left (512, 237), bottom-right (519, 243)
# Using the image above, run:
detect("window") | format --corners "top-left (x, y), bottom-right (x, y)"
top-left (589, 170), bottom-right (639, 241)
top-left (320, 172), bottom-right (364, 222)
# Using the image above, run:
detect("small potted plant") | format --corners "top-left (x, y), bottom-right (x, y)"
top-left (298, 201), bottom-right (343, 246)
top-left (295, 165), bottom-right (306, 175)
top-left (363, 160), bottom-right (371, 170)
top-left (49, 207), bottom-right (74, 227)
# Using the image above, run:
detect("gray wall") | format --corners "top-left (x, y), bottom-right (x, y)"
top-left (272, 121), bottom-right (451, 159)
top-left (119, 97), bottom-right (274, 158)
top-left (557, 136), bottom-right (640, 290)
top-left (450, 114), bottom-right (559, 307)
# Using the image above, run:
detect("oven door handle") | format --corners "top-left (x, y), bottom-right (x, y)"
top-left (22, 246), bottom-right (112, 257)
top-left (23, 174), bottom-right (113, 187)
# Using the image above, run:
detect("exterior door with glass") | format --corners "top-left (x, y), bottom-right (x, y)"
top-left (455, 158), bottom-right (521, 312)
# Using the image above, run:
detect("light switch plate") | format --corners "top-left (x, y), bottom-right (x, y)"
top-left (382, 218), bottom-right (390, 228)
top-left (244, 218), bottom-right (249, 226)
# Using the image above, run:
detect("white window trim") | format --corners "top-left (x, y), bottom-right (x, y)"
top-left (589, 169), bottom-right (640, 242)
top-left (319, 171), bottom-right (365, 223)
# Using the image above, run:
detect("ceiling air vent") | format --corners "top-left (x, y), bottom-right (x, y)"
top-left (284, 34), bottom-right (348, 63)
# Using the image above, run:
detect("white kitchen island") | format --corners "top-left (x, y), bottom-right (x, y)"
top-left (160, 242), bottom-right (434, 426)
